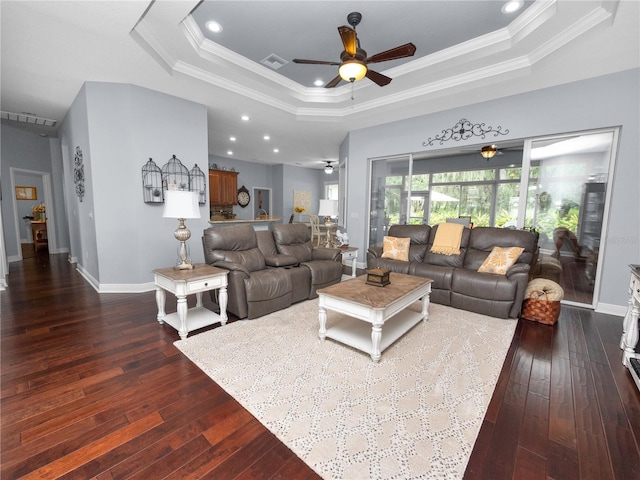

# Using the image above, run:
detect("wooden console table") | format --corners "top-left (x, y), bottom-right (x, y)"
top-left (154, 264), bottom-right (228, 339)
top-left (621, 264), bottom-right (640, 391)
top-left (31, 220), bottom-right (48, 252)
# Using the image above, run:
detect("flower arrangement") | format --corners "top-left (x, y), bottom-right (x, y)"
top-left (294, 206), bottom-right (305, 213)
top-left (32, 203), bottom-right (46, 220)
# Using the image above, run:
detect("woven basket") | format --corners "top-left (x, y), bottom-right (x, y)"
top-left (522, 290), bottom-right (561, 325)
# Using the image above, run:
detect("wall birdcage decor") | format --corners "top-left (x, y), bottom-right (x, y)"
top-left (189, 164), bottom-right (206, 205)
top-left (161, 155), bottom-right (190, 193)
top-left (141, 158), bottom-right (164, 203)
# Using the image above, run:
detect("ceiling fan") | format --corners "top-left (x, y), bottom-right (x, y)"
top-left (292, 12), bottom-right (416, 88)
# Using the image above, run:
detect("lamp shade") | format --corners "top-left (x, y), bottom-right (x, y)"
top-left (480, 145), bottom-right (497, 159)
top-left (163, 190), bottom-right (201, 219)
top-left (339, 61), bottom-right (367, 82)
top-left (318, 199), bottom-right (338, 218)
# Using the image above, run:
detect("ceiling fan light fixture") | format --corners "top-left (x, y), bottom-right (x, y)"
top-left (481, 145), bottom-right (498, 159)
top-left (324, 162), bottom-right (334, 174)
top-left (339, 60), bottom-right (367, 83)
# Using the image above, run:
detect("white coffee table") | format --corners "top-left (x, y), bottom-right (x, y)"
top-left (154, 264), bottom-right (228, 339)
top-left (317, 273), bottom-right (432, 362)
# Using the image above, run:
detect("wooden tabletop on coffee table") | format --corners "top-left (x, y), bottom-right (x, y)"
top-left (318, 272), bottom-right (432, 309)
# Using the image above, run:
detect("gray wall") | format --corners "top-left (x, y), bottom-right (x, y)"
top-left (57, 82), bottom-right (209, 288)
top-left (343, 68), bottom-right (640, 310)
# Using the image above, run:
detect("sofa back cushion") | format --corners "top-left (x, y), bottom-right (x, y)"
top-left (255, 230), bottom-right (278, 257)
top-left (423, 224), bottom-right (471, 267)
top-left (202, 224), bottom-right (266, 272)
top-left (272, 223), bottom-right (313, 262)
top-left (387, 224), bottom-right (431, 262)
top-left (465, 227), bottom-right (537, 270)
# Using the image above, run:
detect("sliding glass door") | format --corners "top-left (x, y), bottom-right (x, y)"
top-left (521, 130), bottom-right (618, 307)
top-left (369, 155), bottom-right (411, 247)
top-left (368, 128), bottom-right (618, 308)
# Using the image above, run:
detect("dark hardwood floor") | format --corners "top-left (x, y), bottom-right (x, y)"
top-left (2, 249), bottom-right (639, 479)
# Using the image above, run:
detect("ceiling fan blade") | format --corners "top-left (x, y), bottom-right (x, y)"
top-left (366, 43), bottom-right (417, 64)
top-left (365, 69), bottom-right (392, 86)
top-left (338, 26), bottom-right (357, 57)
top-left (324, 75), bottom-right (343, 88)
top-left (292, 58), bottom-right (340, 65)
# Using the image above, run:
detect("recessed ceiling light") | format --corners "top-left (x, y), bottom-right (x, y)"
top-left (205, 20), bottom-right (223, 33)
top-left (501, 0), bottom-right (523, 14)
top-left (314, 79), bottom-right (324, 87)
top-left (273, 148), bottom-right (279, 153)
top-left (229, 136), bottom-right (236, 141)
top-left (263, 135), bottom-right (270, 141)
top-left (241, 115), bottom-right (249, 121)
top-left (227, 150), bottom-right (233, 155)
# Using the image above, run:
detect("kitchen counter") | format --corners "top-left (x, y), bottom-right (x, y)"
top-left (208, 216), bottom-right (282, 225)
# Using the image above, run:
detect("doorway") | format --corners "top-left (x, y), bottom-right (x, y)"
top-left (9, 167), bottom-right (56, 261)
top-left (253, 187), bottom-right (272, 218)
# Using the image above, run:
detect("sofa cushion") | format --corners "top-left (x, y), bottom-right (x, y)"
top-left (244, 268), bottom-right (292, 302)
top-left (465, 227), bottom-right (537, 270)
top-left (452, 268), bottom-right (517, 302)
top-left (387, 224), bottom-right (430, 244)
top-left (477, 246), bottom-right (524, 275)
top-left (381, 236), bottom-right (411, 261)
top-left (409, 262), bottom-right (454, 291)
top-left (272, 223), bottom-right (314, 262)
top-left (202, 225), bottom-right (266, 272)
top-left (244, 269), bottom-right (293, 319)
top-left (386, 225), bottom-right (430, 262)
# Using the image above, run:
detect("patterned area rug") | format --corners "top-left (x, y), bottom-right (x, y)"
top-left (174, 301), bottom-right (516, 480)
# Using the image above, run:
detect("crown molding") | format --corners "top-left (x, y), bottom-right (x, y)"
top-left (133, 0), bottom-right (622, 122)
top-left (528, 5), bottom-right (613, 64)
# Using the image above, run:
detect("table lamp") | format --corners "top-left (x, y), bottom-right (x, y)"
top-left (163, 190), bottom-right (201, 270)
top-left (318, 199), bottom-right (338, 248)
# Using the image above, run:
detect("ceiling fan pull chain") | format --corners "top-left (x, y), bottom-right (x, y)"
top-left (351, 81), bottom-right (355, 101)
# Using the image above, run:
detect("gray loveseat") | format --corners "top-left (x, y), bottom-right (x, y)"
top-left (202, 223), bottom-right (343, 319)
top-left (367, 224), bottom-right (538, 318)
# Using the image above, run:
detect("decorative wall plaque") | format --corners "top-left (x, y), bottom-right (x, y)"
top-left (74, 146), bottom-right (85, 202)
top-left (422, 118), bottom-right (509, 147)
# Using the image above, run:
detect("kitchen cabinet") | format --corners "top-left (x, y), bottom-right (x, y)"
top-left (209, 170), bottom-right (238, 206)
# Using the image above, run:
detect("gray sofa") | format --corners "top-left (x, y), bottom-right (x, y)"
top-left (202, 223), bottom-right (342, 319)
top-left (367, 224), bottom-right (538, 318)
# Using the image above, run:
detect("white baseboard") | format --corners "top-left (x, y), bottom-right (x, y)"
top-left (97, 282), bottom-right (156, 294)
top-left (76, 264), bottom-right (100, 292)
top-left (596, 302), bottom-right (627, 317)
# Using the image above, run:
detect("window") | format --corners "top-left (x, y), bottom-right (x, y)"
top-left (325, 183), bottom-right (339, 200)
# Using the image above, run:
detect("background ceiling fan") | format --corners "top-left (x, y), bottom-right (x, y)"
top-left (293, 11), bottom-right (416, 88)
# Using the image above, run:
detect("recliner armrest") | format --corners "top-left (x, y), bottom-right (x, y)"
top-left (506, 263), bottom-right (530, 278)
top-left (368, 246), bottom-right (383, 258)
top-left (312, 247), bottom-right (341, 261)
top-left (213, 260), bottom-right (251, 276)
top-left (264, 254), bottom-right (300, 267)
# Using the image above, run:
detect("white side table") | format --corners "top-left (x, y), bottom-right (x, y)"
top-left (339, 247), bottom-right (359, 277)
top-left (621, 265), bottom-right (640, 391)
top-left (154, 264), bottom-right (228, 339)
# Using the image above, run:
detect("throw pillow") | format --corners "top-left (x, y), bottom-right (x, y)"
top-left (381, 236), bottom-right (411, 261)
top-left (477, 246), bottom-right (525, 275)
